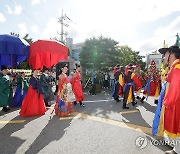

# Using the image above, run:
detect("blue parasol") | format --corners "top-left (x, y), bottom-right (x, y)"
top-left (0, 34), bottom-right (29, 68)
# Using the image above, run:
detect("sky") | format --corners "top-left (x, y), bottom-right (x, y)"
top-left (0, 0), bottom-right (180, 55)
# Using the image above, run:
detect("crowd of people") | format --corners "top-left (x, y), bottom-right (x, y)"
top-left (110, 45), bottom-right (180, 154)
top-left (0, 44), bottom-right (180, 153)
top-left (0, 63), bottom-right (85, 118)
top-left (111, 59), bottom-right (161, 109)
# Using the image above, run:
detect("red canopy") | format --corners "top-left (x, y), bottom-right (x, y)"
top-left (29, 40), bottom-right (68, 70)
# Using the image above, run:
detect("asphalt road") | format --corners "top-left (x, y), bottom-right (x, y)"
top-left (0, 89), bottom-right (172, 154)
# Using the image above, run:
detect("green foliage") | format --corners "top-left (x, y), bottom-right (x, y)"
top-left (79, 36), bottom-right (119, 72)
top-left (117, 46), bottom-right (146, 71)
top-left (23, 34), bottom-right (33, 44)
top-left (79, 36), bottom-right (146, 72)
top-left (17, 61), bottom-right (31, 69)
top-left (10, 32), bottom-right (19, 37)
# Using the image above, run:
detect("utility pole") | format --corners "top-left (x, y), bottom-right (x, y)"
top-left (176, 33), bottom-right (180, 47)
top-left (58, 10), bottom-right (71, 43)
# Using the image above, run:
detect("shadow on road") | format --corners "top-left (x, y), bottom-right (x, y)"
top-left (0, 107), bottom-right (21, 116)
top-left (78, 92), bottom-right (172, 152)
top-left (0, 115), bottom-right (37, 154)
top-left (24, 115), bottom-right (73, 154)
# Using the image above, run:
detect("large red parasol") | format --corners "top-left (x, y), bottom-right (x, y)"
top-left (29, 39), bottom-right (68, 70)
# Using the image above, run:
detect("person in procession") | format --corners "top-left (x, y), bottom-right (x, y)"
top-left (40, 67), bottom-right (51, 107)
top-left (55, 64), bottom-right (74, 117)
top-left (71, 64), bottom-right (85, 107)
top-left (152, 45), bottom-right (180, 154)
top-left (134, 64), bottom-right (144, 100)
top-left (123, 64), bottom-right (142, 109)
top-left (19, 70), bottom-right (46, 117)
top-left (13, 72), bottom-right (28, 107)
top-left (141, 60), bottom-right (160, 104)
top-left (0, 65), bottom-right (11, 112)
top-left (112, 64), bottom-right (123, 102)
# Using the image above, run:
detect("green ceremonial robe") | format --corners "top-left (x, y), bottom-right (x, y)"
top-left (0, 73), bottom-right (11, 107)
top-left (17, 76), bottom-right (29, 91)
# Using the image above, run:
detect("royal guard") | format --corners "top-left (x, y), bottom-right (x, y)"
top-left (112, 64), bottom-right (123, 102)
top-left (160, 61), bottom-right (169, 86)
top-left (122, 64), bottom-right (142, 109)
top-left (134, 64), bottom-right (143, 100)
top-left (152, 45), bottom-right (180, 154)
top-left (141, 60), bottom-right (160, 104)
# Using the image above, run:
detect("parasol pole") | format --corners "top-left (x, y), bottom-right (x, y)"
top-left (11, 54), bottom-right (14, 107)
top-left (50, 53), bottom-right (52, 105)
top-left (50, 53), bottom-right (55, 119)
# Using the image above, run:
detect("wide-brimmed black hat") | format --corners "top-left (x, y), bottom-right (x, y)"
top-left (42, 66), bottom-right (49, 72)
top-left (1, 65), bottom-right (7, 71)
top-left (127, 63), bottom-right (136, 70)
top-left (158, 45), bottom-right (180, 54)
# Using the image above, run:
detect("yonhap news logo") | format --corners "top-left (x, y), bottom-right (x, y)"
top-left (135, 136), bottom-right (180, 149)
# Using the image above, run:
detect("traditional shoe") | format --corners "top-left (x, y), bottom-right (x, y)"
top-left (136, 96), bottom-right (141, 100)
top-left (154, 100), bottom-right (158, 104)
top-left (80, 103), bottom-right (85, 107)
top-left (122, 103), bottom-right (129, 109)
top-left (46, 104), bottom-right (51, 107)
top-left (80, 102), bottom-right (85, 107)
top-left (132, 102), bottom-right (137, 106)
top-left (73, 101), bottom-right (77, 106)
top-left (2, 107), bottom-right (10, 112)
top-left (140, 96), bottom-right (146, 103)
top-left (122, 106), bottom-right (129, 109)
top-left (165, 150), bottom-right (177, 154)
top-left (115, 99), bottom-right (120, 102)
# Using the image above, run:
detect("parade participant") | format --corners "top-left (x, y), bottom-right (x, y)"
top-left (40, 67), bottom-right (51, 107)
top-left (112, 64), bottom-right (123, 102)
top-left (13, 72), bottom-right (28, 107)
top-left (123, 64), bottom-right (142, 109)
top-left (134, 64), bottom-right (143, 100)
top-left (19, 70), bottom-right (46, 117)
top-left (141, 60), bottom-right (160, 104)
top-left (71, 64), bottom-right (85, 107)
top-left (152, 45), bottom-right (180, 154)
top-left (160, 61), bottom-right (169, 86)
top-left (0, 65), bottom-right (11, 112)
top-left (55, 64), bottom-right (74, 117)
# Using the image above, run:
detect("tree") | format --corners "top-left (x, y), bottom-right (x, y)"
top-left (79, 36), bottom-right (120, 72)
top-left (10, 32), bottom-right (19, 37)
top-left (117, 45), bottom-right (146, 71)
top-left (23, 34), bottom-right (33, 44)
top-left (80, 36), bottom-right (146, 72)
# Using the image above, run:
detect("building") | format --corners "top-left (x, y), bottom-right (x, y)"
top-left (146, 52), bottom-right (163, 69)
top-left (72, 42), bottom-right (84, 63)
top-left (66, 37), bottom-right (73, 50)
top-left (66, 37), bottom-right (84, 63)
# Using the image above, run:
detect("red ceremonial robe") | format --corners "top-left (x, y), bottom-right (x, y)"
top-left (71, 71), bottom-right (84, 102)
top-left (19, 76), bottom-right (46, 117)
top-left (163, 59), bottom-right (180, 138)
top-left (55, 73), bottom-right (74, 117)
